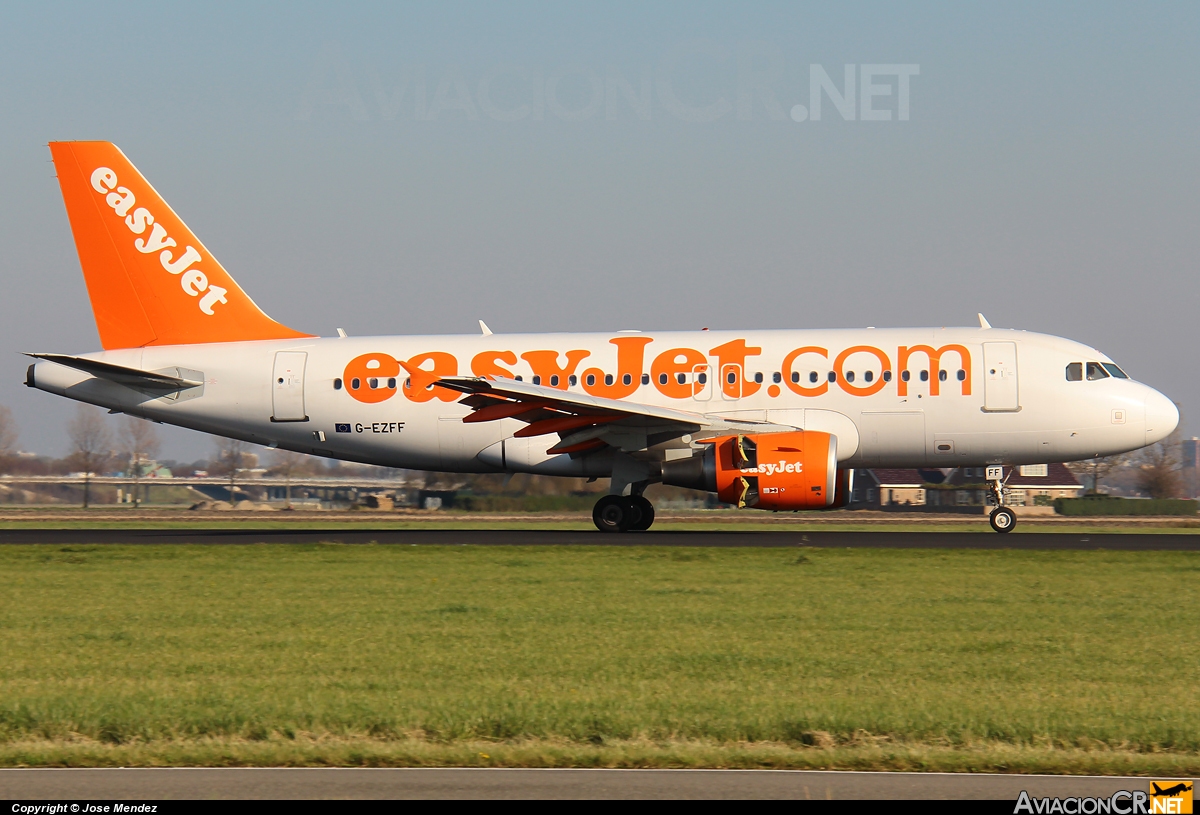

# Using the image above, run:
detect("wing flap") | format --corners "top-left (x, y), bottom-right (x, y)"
top-left (435, 375), bottom-right (812, 456)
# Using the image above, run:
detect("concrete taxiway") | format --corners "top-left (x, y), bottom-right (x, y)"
top-left (0, 768), bottom-right (1169, 800)
top-left (0, 528), bottom-right (1198, 549)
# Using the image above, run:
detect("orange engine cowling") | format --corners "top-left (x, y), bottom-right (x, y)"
top-left (661, 430), bottom-right (839, 511)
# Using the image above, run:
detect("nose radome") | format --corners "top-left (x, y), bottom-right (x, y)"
top-left (1144, 388), bottom-right (1179, 445)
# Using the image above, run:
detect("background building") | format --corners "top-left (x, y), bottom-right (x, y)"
top-left (927, 464), bottom-right (1083, 508)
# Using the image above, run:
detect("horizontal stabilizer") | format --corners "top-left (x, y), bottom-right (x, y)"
top-left (26, 353), bottom-right (202, 390)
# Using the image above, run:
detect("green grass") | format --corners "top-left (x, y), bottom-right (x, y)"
top-left (0, 543), bottom-right (1197, 772)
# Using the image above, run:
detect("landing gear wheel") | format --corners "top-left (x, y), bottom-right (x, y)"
top-left (989, 506), bottom-right (1017, 533)
top-left (628, 496), bottom-right (655, 531)
top-left (593, 495), bottom-right (632, 533)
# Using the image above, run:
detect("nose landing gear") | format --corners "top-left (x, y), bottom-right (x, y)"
top-left (986, 465), bottom-right (1016, 533)
top-left (592, 492), bottom-right (656, 533)
top-left (989, 506), bottom-right (1017, 533)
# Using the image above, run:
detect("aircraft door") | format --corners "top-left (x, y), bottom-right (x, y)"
top-left (272, 351), bottom-right (308, 422)
top-left (720, 363), bottom-right (742, 400)
top-left (692, 364), bottom-right (713, 401)
top-left (983, 342), bottom-right (1019, 411)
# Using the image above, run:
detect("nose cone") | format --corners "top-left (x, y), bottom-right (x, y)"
top-left (1144, 388), bottom-right (1179, 445)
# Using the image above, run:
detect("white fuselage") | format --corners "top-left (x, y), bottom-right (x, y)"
top-left (29, 326), bottom-right (1177, 476)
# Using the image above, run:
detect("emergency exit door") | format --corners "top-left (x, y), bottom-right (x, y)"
top-left (983, 342), bottom-right (1019, 411)
top-left (272, 351), bottom-right (308, 422)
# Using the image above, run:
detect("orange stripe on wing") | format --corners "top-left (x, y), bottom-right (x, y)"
top-left (462, 399), bottom-right (555, 423)
top-left (513, 415), bottom-right (621, 438)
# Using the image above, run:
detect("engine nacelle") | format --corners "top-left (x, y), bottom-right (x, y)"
top-left (662, 430), bottom-right (840, 511)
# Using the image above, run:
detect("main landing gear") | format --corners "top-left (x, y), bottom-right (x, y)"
top-left (592, 494), bottom-right (655, 533)
top-left (986, 465), bottom-right (1017, 534)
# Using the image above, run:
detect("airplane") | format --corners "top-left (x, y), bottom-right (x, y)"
top-left (26, 141), bottom-right (1179, 533)
top-left (1151, 783), bottom-right (1193, 798)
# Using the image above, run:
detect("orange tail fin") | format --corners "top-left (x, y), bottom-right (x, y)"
top-left (49, 141), bottom-right (313, 349)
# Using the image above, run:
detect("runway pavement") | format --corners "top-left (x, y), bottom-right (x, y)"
top-left (0, 528), bottom-right (1198, 549)
top-left (0, 767), bottom-right (1171, 800)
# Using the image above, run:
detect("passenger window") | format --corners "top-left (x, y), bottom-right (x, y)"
top-left (550, 375), bottom-right (560, 386)
top-left (1101, 363), bottom-right (1128, 379)
top-left (387, 378), bottom-right (396, 389)
top-left (368, 377), bottom-right (378, 389)
top-left (622, 374), bottom-right (632, 386)
top-left (641, 374), bottom-right (650, 385)
top-left (938, 370), bottom-right (947, 382)
top-left (677, 373), bottom-right (687, 385)
top-left (726, 371), bottom-right (736, 385)
top-left (605, 374), bottom-right (614, 386)
top-left (827, 372), bottom-right (836, 383)
top-left (333, 378), bottom-right (343, 390)
top-left (864, 371), bottom-right (873, 383)
top-left (586, 374), bottom-right (595, 386)
top-left (1066, 363), bottom-right (1083, 381)
top-left (1086, 362), bottom-right (1109, 381)
top-left (569, 375), bottom-right (577, 387)
top-left (883, 371), bottom-right (892, 382)
top-left (754, 372), bottom-right (763, 384)
top-left (956, 370), bottom-right (965, 381)
top-left (659, 373), bottom-right (669, 385)
top-left (532, 376), bottom-right (541, 385)
top-left (919, 370), bottom-right (929, 382)
top-left (845, 371), bottom-right (855, 383)
top-left (351, 378), bottom-right (360, 390)
top-left (772, 372), bottom-right (782, 384)
top-left (806, 371), bottom-right (815, 383)
top-left (515, 375), bottom-right (523, 381)
top-left (901, 371), bottom-right (910, 382)
top-left (697, 372), bottom-right (707, 384)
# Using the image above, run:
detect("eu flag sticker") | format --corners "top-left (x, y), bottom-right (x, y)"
top-left (335, 423), bottom-right (352, 433)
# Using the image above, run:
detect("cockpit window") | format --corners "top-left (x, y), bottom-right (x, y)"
top-left (1086, 362), bottom-right (1109, 380)
top-left (1065, 362), bottom-right (1082, 381)
top-left (1101, 363), bottom-right (1128, 379)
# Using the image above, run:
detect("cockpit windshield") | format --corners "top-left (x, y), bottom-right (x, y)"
top-left (1067, 360), bottom-right (1131, 382)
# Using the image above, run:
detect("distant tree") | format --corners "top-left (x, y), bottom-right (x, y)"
top-left (1065, 453), bottom-right (1132, 495)
top-left (67, 405), bottom-right (112, 508)
top-left (1136, 425), bottom-right (1183, 499)
top-left (0, 405), bottom-right (17, 473)
top-left (211, 436), bottom-right (248, 503)
top-left (119, 416), bottom-right (160, 509)
top-left (269, 449), bottom-right (315, 508)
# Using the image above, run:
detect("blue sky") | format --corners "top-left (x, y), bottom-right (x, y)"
top-left (1, 2), bottom-right (1197, 458)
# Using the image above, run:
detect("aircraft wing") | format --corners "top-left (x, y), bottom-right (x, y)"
top-left (25, 353), bottom-right (203, 391)
top-left (432, 374), bottom-right (792, 455)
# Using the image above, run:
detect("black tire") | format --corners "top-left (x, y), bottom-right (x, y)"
top-left (989, 506), bottom-right (1017, 533)
top-left (628, 496), bottom-right (655, 531)
top-left (593, 495), bottom-right (632, 533)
